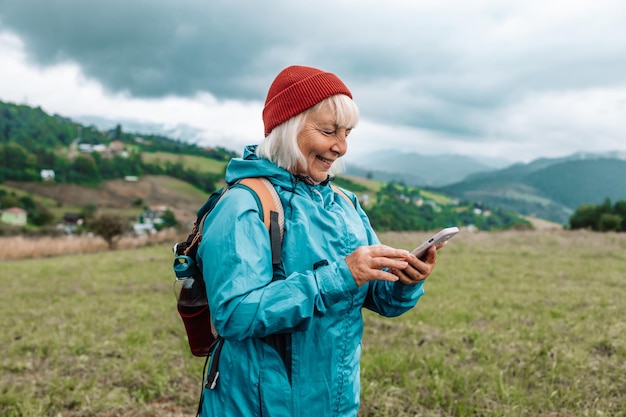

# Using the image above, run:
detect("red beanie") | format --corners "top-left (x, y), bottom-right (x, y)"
top-left (262, 65), bottom-right (352, 136)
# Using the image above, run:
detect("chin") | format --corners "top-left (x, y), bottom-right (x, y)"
top-left (312, 174), bottom-right (328, 183)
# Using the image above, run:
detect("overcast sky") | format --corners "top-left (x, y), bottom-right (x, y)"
top-left (1, 0), bottom-right (626, 164)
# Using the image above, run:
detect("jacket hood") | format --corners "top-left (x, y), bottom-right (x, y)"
top-left (225, 145), bottom-right (296, 189)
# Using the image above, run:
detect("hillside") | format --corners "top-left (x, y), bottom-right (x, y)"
top-left (440, 156), bottom-right (626, 224)
top-left (7, 176), bottom-right (210, 226)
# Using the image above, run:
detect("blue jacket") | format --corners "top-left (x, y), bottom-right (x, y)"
top-left (197, 146), bottom-right (424, 416)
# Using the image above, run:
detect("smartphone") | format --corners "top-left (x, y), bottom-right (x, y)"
top-left (411, 227), bottom-right (460, 259)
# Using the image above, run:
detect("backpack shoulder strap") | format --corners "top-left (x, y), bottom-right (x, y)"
top-left (331, 184), bottom-right (356, 208)
top-left (239, 178), bottom-right (284, 237)
top-left (180, 187), bottom-right (228, 256)
top-left (237, 177), bottom-right (284, 265)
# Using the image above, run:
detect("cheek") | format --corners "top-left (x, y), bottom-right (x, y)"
top-left (297, 133), bottom-right (316, 156)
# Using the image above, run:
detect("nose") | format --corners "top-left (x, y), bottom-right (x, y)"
top-left (331, 129), bottom-right (349, 156)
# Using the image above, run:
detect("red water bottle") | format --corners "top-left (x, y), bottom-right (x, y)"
top-left (173, 255), bottom-right (215, 357)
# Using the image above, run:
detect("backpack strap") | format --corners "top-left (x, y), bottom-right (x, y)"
top-left (181, 189), bottom-right (227, 257)
top-left (238, 177), bottom-right (284, 266)
top-left (189, 179), bottom-right (349, 265)
top-left (331, 184), bottom-right (356, 208)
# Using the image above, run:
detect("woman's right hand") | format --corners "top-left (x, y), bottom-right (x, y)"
top-left (345, 244), bottom-right (410, 286)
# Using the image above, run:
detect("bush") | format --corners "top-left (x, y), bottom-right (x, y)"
top-left (87, 213), bottom-right (129, 249)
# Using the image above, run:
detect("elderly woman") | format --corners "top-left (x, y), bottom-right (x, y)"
top-left (197, 65), bottom-right (439, 416)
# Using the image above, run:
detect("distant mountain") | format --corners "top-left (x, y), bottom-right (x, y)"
top-left (345, 150), bottom-right (502, 187)
top-left (73, 115), bottom-right (243, 155)
top-left (439, 153), bottom-right (626, 224)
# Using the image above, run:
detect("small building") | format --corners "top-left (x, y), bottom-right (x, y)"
top-left (60, 213), bottom-right (84, 233)
top-left (78, 143), bottom-right (107, 153)
top-left (133, 206), bottom-right (169, 234)
top-left (133, 223), bottom-right (156, 234)
top-left (140, 209), bottom-right (165, 226)
top-left (40, 169), bottom-right (55, 181)
top-left (0, 207), bottom-right (27, 226)
top-left (78, 143), bottom-right (94, 153)
top-left (109, 140), bottom-right (125, 153)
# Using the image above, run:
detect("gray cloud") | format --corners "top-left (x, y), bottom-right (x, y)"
top-left (2, 0), bottom-right (626, 146)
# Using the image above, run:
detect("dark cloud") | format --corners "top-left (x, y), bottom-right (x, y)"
top-left (2, 0), bottom-right (626, 140)
top-left (0, 0), bottom-right (292, 98)
top-left (0, 0), bottom-right (465, 100)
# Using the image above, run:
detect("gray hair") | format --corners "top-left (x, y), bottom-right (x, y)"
top-left (256, 94), bottom-right (359, 176)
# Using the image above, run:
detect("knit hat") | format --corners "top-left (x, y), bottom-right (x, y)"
top-left (262, 65), bottom-right (352, 136)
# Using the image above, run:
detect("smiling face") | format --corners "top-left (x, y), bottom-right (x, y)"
top-left (295, 102), bottom-right (353, 184)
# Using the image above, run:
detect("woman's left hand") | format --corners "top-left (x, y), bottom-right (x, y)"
top-left (390, 245), bottom-right (438, 285)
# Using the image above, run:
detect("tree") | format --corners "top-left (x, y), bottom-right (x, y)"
top-left (0, 192), bottom-right (20, 210)
top-left (69, 154), bottom-right (100, 183)
top-left (613, 200), bottom-right (626, 231)
top-left (569, 205), bottom-right (600, 230)
top-left (80, 204), bottom-right (98, 221)
top-left (113, 124), bottom-right (122, 140)
top-left (160, 209), bottom-right (178, 229)
top-left (597, 213), bottom-right (622, 232)
top-left (18, 195), bottom-right (54, 226)
top-left (88, 214), bottom-right (128, 250)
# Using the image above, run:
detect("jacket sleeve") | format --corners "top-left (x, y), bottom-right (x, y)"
top-left (197, 187), bottom-right (360, 341)
top-left (350, 193), bottom-right (426, 316)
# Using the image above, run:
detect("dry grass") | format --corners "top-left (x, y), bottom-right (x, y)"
top-left (0, 229), bottom-right (184, 260)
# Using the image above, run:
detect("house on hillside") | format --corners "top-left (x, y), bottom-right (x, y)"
top-left (40, 169), bottom-right (55, 181)
top-left (140, 207), bottom-right (166, 226)
top-left (0, 207), bottom-right (27, 226)
top-left (133, 206), bottom-right (168, 234)
top-left (60, 213), bottom-right (84, 233)
top-left (78, 143), bottom-right (107, 153)
top-left (108, 140), bottom-right (125, 153)
top-left (108, 140), bottom-right (129, 158)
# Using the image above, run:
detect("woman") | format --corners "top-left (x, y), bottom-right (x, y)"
top-left (197, 65), bottom-right (439, 416)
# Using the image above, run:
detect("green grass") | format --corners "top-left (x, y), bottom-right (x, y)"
top-left (362, 230), bottom-right (626, 416)
top-left (0, 184), bottom-right (59, 208)
top-left (141, 152), bottom-right (227, 174)
top-left (420, 189), bottom-right (453, 205)
top-left (1, 230), bottom-right (625, 416)
top-left (341, 174), bottom-right (385, 192)
top-left (0, 246), bottom-right (200, 416)
top-left (150, 175), bottom-right (210, 198)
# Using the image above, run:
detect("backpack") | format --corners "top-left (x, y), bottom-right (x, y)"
top-left (172, 176), bottom-right (354, 397)
top-left (172, 177), bottom-right (284, 357)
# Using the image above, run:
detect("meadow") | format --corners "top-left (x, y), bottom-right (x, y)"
top-left (140, 152), bottom-right (228, 175)
top-left (0, 229), bottom-right (625, 416)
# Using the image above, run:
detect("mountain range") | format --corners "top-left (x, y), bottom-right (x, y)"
top-left (344, 150), bottom-right (626, 224)
top-left (344, 150), bottom-right (509, 187)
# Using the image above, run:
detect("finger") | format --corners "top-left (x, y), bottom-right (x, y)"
top-left (394, 267), bottom-right (425, 285)
top-left (422, 245), bottom-right (438, 264)
top-left (370, 244), bottom-right (411, 259)
top-left (376, 258), bottom-right (409, 271)
top-left (374, 269), bottom-right (400, 282)
top-left (405, 253), bottom-right (430, 273)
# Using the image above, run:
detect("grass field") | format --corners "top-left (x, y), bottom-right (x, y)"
top-left (1, 230), bottom-right (625, 416)
top-left (141, 152), bottom-right (227, 175)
